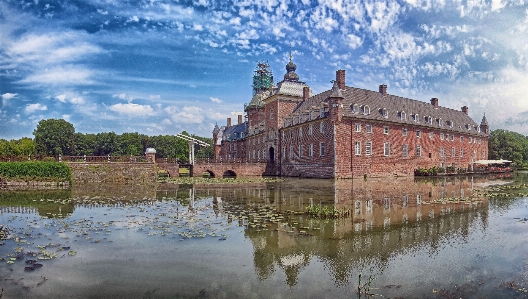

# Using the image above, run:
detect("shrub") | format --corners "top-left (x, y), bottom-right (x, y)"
top-left (0, 161), bottom-right (71, 183)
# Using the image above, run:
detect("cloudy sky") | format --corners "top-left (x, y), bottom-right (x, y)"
top-left (1, 0), bottom-right (528, 140)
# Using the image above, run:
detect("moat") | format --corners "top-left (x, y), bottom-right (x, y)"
top-left (1, 173), bottom-right (528, 298)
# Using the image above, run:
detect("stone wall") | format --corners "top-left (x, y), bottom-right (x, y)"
top-left (68, 163), bottom-right (157, 184)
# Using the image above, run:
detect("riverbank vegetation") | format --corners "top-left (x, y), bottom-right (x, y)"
top-left (1, 118), bottom-right (213, 162)
top-left (0, 161), bottom-right (71, 183)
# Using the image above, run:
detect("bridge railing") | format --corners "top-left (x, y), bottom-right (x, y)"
top-left (0, 155), bottom-right (153, 163)
top-left (195, 158), bottom-right (269, 164)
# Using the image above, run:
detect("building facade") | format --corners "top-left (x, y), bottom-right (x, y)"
top-left (212, 60), bottom-right (489, 178)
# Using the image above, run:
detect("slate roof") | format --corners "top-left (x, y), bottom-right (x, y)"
top-left (221, 123), bottom-right (247, 141)
top-left (292, 85), bottom-right (487, 137)
top-left (273, 80), bottom-right (311, 97)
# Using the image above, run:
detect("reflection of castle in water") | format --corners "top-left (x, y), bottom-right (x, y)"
top-left (173, 176), bottom-right (490, 286)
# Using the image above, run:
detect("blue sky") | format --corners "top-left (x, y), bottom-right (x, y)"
top-left (1, 0), bottom-right (528, 140)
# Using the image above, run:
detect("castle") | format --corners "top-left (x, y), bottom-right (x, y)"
top-left (212, 57), bottom-right (489, 178)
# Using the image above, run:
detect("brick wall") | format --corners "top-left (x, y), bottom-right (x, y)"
top-left (68, 163), bottom-right (157, 184)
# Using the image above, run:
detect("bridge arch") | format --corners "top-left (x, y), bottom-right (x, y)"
top-left (202, 170), bottom-right (215, 178)
top-left (222, 170), bottom-right (237, 178)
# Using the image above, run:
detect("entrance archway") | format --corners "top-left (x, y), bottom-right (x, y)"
top-left (269, 147), bottom-right (275, 163)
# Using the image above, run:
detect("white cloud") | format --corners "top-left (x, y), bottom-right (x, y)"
top-left (55, 94), bottom-right (67, 102)
top-left (210, 97), bottom-right (222, 103)
top-left (62, 114), bottom-right (71, 121)
top-left (347, 33), bottom-right (362, 49)
top-left (25, 103), bottom-right (47, 113)
top-left (70, 97), bottom-right (85, 104)
top-left (20, 66), bottom-right (94, 85)
top-left (1, 93), bottom-right (17, 101)
top-left (165, 105), bottom-right (204, 124)
top-left (109, 103), bottom-right (155, 116)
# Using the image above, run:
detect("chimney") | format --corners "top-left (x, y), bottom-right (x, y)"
top-left (238, 114), bottom-right (243, 125)
top-left (430, 98), bottom-right (439, 108)
top-left (303, 86), bottom-right (310, 100)
top-left (227, 117), bottom-right (231, 127)
top-left (336, 69), bottom-right (346, 90)
top-left (461, 106), bottom-right (468, 115)
top-left (379, 84), bottom-right (387, 96)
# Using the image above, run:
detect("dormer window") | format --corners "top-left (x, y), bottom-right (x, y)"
top-left (351, 104), bottom-right (359, 114)
top-left (437, 118), bottom-right (442, 126)
top-left (446, 120), bottom-right (453, 128)
top-left (320, 108), bottom-right (325, 118)
top-left (380, 108), bottom-right (388, 118)
top-left (466, 124), bottom-right (471, 130)
top-left (477, 126), bottom-right (481, 133)
top-left (424, 116), bottom-right (432, 124)
top-left (363, 105), bottom-right (370, 115)
top-left (412, 114), bottom-right (419, 123)
top-left (400, 111), bottom-right (407, 121)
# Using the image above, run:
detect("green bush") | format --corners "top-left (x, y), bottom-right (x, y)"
top-left (0, 161), bottom-right (71, 182)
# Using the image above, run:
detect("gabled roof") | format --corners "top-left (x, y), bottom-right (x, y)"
top-left (293, 85), bottom-right (486, 136)
top-left (221, 123), bottom-right (247, 142)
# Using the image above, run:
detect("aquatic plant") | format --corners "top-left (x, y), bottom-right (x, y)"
top-left (305, 205), bottom-right (351, 219)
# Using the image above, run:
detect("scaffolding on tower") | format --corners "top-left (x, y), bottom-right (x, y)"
top-left (252, 60), bottom-right (274, 95)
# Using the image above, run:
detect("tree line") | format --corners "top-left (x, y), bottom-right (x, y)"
top-left (488, 129), bottom-right (528, 167)
top-left (0, 118), bottom-right (213, 162)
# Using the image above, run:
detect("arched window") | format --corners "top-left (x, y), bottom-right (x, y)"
top-left (380, 108), bottom-right (388, 118)
top-left (400, 111), bottom-right (406, 121)
top-left (351, 103), bottom-right (359, 113)
top-left (363, 105), bottom-right (370, 115)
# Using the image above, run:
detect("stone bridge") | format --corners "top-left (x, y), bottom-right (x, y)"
top-left (186, 162), bottom-right (277, 178)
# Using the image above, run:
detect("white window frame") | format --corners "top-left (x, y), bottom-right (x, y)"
top-left (309, 143), bottom-right (313, 157)
top-left (402, 128), bottom-right (408, 136)
top-left (402, 144), bottom-right (408, 157)
top-left (320, 142), bottom-right (325, 156)
top-left (365, 141), bottom-right (372, 156)
top-left (355, 123), bottom-right (361, 132)
top-left (363, 105), bottom-right (370, 115)
top-left (384, 142), bottom-right (390, 156)
top-left (299, 145), bottom-right (303, 157)
top-left (366, 124), bottom-right (372, 133)
top-left (417, 144), bottom-right (422, 157)
top-left (309, 124), bottom-right (313, 135)
top-left (416, 130), bottom-right (421, 138)
top-left (355, 141), bottom-right (361, 155)
top-left (440, 146), bottom-right (445, 157)
top-left (384, 126), bottom-right (389, 135)
top-left (320, 122), bottom-right (325, 133)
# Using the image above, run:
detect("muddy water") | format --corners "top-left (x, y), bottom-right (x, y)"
top-left (1, 173), bottom-right (528, 298)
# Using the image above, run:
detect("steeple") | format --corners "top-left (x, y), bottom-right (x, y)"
top-left (480, 113), bottom-right (489, 134)
top-left (283, 46), bottom-right (299, 82)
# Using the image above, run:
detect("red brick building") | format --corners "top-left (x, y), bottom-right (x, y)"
top-left (212, 60), bottom-right (489, 178)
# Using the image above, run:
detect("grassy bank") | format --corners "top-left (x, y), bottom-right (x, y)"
top-left (0, 161), bottom-right (71, 183)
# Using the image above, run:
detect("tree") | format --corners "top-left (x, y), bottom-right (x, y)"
top-left (33, 119), bottom-right (76, 156)
top-left (488, 129), bottom-right (528, 166)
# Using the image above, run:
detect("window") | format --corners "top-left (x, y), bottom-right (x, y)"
top-left (413, 114), bottom-right (419, 122)
top-left (320, 142), bottom-right (325, 156)
top-left (417, 145), bottom-right (422, 157)
top-left (381, 108), bottom-right (388, 118)
top-left (440, 133), bottom-right (444, 140)
top-left (402, 144), bottom-right (408, 157)
top-left (478, 139), bottom-right (481, 144)
top-left (473, 149), bottom-right (477, 158)
top-left (366, 124), bottom-right (372, 133)
top-left (320, 122), bottom-right (325, 133)
top-left (363, 105), bottom-right (370, 115)
top-left (282, 147), bottom-right (285, 159)
top-left (309, 144), bottom-right (313, 157)
top-left (299, 145), bottom-right (303, 157)
top-left (451, 147), bottom-right (455, 157)
top-left (309, 124), bottom-right (313, 135)
top-left (437, 118), bottom-right (442, 126)
top-left (450, 134), bottom-right (454, 141)
top-left (446, 120), bottom-right (453, 128)
top-left (351, 104), bottom-right (359, 113)
top-left (425, 116), bottom-right (432, 124)
top-left (384, 142), bottom-right (390, 156)
top-left (299, 127), bottom-right (303, 137)
top-left (469, 137), bottom-right (472, 143)
top-left (282, 131), bottom-right (285, 139)
top-left (366, 142), bottom-right (372, 156)
top-left (416, 130), bottom-right (421, 138)
top-left (429, 132), bottom-right (434, 139)
top-left (320, 108), bottom-right (325, 118)
top-left (440, 147), bottom-right (445, 157)
top-left (270, 106), bottom-right (274, 119)
top-left (460, 136), bottom-right (464, 142)
top-left (460, 148), bottom-right (464, 157)
top-left (384, 126), bottom-right (390, 134)
top-left (400, 111), bottom-right (407, 121)
top-left (355, 141), bottom-right (361, 155)
top-left (402, 128), bottom-right (408, 136)
top-left (481, 149), bottom-right (485, 159)
top-left (290, 146), bottom-right (294, 159)
top-left (290, 130), bottom-right (294, 139)
top-left (355, 123), bottom-right (361, 132)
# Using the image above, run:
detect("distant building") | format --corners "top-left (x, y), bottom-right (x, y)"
top-left (212, 58), bottom-right (489, 178)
